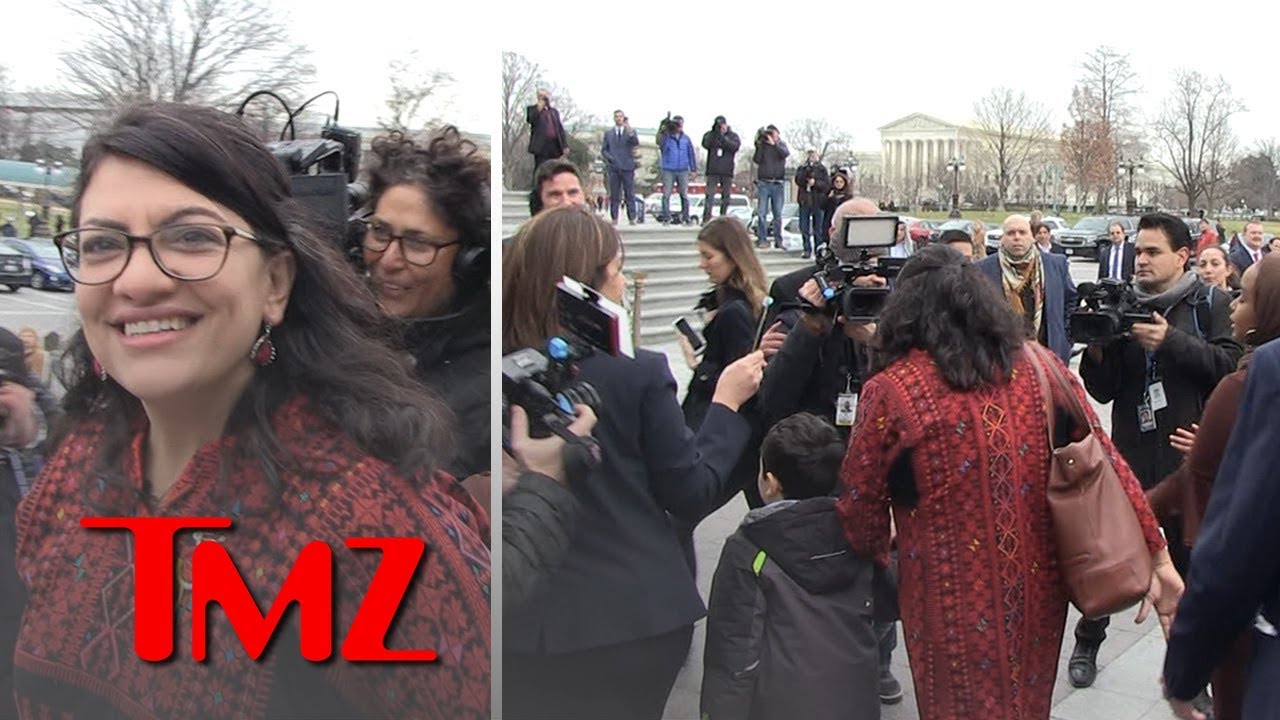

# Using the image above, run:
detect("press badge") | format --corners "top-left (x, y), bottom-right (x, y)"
top-left (1137, 402), bottom-right (1157, 433)
top-left (1147, 382), bottom-right (1168, 412)
top-left (836, 394), bottom-right (858, 427)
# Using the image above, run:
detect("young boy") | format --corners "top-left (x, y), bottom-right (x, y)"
top-left (700, 413), bottom-right (886, 720)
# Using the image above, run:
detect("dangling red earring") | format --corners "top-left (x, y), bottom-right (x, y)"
top-left (91, 356), bottom-right (107, 382)
top-left (250, 323), bottom-right (277, 367)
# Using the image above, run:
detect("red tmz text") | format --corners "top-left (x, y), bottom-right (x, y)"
top-left (81, 517), bottom-right (438, 663)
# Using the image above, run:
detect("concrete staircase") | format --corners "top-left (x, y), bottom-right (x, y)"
top-left (501, 191), bottom-right (814, 345)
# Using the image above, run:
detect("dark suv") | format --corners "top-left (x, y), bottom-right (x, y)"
top-left (1056, 216), bottom-right (1138, 260)
top-left (0, 244), bottom-right (32, 291)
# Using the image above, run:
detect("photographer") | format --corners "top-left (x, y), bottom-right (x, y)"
top-left (1069, 212), bottom-right (1243, 693)
top-left (526, 88), bottom-right (569, 170)
top-left (502, 207), bottom-right (765, 720)
top-left (794, 149), bottom-right (830, 259)
top-left (362, 127), bottom-right (492, 480)
top-left (756, 197), bottom-right (904, 705)
top-left (701, 116), bottom-right (741, 223)
top-left (503, 403), bottom-right (598, 612)
top-left (657, 115), bottom-right (697, 225)
top-left (753, 125), bottom-right (789, 248)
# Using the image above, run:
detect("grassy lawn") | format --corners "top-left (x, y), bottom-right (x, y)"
top-left (0, 198), bottom-right (71, 234)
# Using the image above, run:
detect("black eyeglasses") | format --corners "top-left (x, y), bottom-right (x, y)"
top-left (53, 224), bottom-right (264, 285)
top-left (362, 217), bottom-right (459, 267)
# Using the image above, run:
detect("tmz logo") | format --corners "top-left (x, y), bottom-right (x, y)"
top-left (82, 517), bottom-right (437, 663)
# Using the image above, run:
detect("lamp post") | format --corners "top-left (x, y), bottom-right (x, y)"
top-left (946, 157), bottom-right (965, 212)
top-left (1117, 157), bottom-right (1144, 215)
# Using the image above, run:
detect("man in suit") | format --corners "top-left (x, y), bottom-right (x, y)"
top-left (1163, 333), bottom-right (1280, 719)
top-left (601, 110), bottom-right (639, 225)
top-left (1032, 220), bottom-right (1067, 256)
top-left (977, 215), bottom-right (1077, 363)
top-left (1098, 221), bottom-right (1136, 282)
top-left (526, 88), bottom-right (568, 171)
top-left (1228, 220), bottom-right (1270, 275)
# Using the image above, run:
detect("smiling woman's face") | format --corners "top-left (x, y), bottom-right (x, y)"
top-left (73, 154), bottom-right (295, 404)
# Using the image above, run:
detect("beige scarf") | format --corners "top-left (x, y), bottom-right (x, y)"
top-left (999, 245), bottom-right (1044, 337)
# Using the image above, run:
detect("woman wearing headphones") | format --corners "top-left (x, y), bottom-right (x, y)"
top-left (361, 128), bottom-right (492, 482)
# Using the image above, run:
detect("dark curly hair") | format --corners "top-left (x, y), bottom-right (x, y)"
top-left (54, 102), bottom-right (456, 510)
top-left (365, 127), bottom-right (490, 295)
top-left (871, 244), bottom-right (1025, 391)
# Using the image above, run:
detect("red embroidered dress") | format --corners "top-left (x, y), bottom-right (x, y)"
top-left (13, 397), bottom-right (490, 719)
top-left (837, 349), bottom-right (1164, 720)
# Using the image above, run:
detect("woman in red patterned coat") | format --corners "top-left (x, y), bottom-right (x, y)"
top-left (14, 103), bottom-right (490, 719)
top-left (836, 245), bottom-right (1183, 719)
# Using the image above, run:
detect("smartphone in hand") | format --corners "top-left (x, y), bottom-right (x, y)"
top-left (674, 317), bottom-right (704, 352)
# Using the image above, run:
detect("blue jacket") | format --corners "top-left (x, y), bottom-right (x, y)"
top-left (977, 251), bottom-right (1077, 363)
top-left (659, 132), bottom-right (697, 172)
top-left (1163, 339), bottom-right (1280, 701)
top-left (601, 126), bottom-right (639, 172)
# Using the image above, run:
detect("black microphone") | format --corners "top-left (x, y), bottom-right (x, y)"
top-left (1075, 281), bottom-right (1098, 298)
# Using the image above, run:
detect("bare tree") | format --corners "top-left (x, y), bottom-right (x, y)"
top-left (1152, 69), bottom-right (1240, 212)
top-left (1077, 47), bottom-right (1137, 207)
top-left (500, 52), bottom-right (540, 190)
top-left (1060, 85), bottom-right (1115, 211)
top-left (58, 0), bottom-right (314, 121)
top-left (783, 118), bottom-right (852, 165)
top-left (973, 87), bottom-right (1052, 210)
top-left (0, 64), bottom-right (12, 157)
top-left (379, 51), bottom-right (454, 134)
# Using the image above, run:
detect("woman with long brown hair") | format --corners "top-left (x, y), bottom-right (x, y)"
top-left (503, 207), bottom-right (764, 720)
top-left (1150, 253), bottom-right (1280, 720)
top-left (16, 327), bottom-right (47, 386)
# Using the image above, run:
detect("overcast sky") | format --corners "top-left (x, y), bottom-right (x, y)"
top-left (0, 0), bottom-right (491, 134)
top-left (507, 0), bottom-right (1277, 156)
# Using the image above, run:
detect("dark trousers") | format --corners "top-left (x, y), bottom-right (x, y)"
top-left (875, 620), bottom-right (898, 671)
top-left (532, 151), bottom-right (559, 174)
top-left (1244, 631), bottom-right (1280, 718)
top-left (703, 175), bottom-right (732, 221)
top-left (505, 625), bottom-right (695, 720)
top-left (798, 206), bottom-right (826, 253)
top-left (608, 168), bottom-right (636, 222)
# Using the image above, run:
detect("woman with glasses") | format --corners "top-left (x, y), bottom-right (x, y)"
top-left (359, 129), bottom-right (491, 486)
top-left (16, 103), bottom-right (490, 719)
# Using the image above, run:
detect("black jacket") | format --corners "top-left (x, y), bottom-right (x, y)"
top-left (503, 472), bottom-right (580, 613)
top-left (505, 350), bottom-right (752, 654)
top-left (701, 498), bottom-right (880, 720)
top-left (526, 104), bottom-right (567, 158)
top-left (1080, 281), bottom-right (1243, 488)
top-left (702, 128), bottom-right (742, 177)
top-left (760, 266), bottom-right (869, 441)
top-left (753, 140), bottom-right (789, 181)
top-left (793, 161), bottom-right (830, 208)
top-left (403, 298), bottom-right (491, 479)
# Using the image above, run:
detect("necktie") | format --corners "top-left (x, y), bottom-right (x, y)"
top-left (1113, 246), bottom-right (1121, 279)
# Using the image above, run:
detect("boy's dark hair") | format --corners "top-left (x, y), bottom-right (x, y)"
top-left (939, 228), bottom-right (972, 247)
top-left (1138, 212), bottom-right (1194, 253)
top-left (760, 413), bottom-right (845, 499)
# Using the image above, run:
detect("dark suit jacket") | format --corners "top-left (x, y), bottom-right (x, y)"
top-left (526, 104), bottom-right (567, 158)
top-left (601, 126), bottom-right (638, 173)
top-left (1097, 241), bottom-right (1136, 282)
top-left (1164, 339), bottom-right (1280, 701)
top-left (977, 251), bottom-right (1077, 362)
top-left (505, 349), bottom-right (752, 655)
top-left (1228, 243), bottom-right (1270, 276)
top-left (1039, 241), bottom-right (1067, 256)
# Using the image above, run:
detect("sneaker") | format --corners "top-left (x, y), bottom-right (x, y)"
top-left (801, 251), bottom-right (812, 259)
top-left (879, 668), bottom-right (903, 704)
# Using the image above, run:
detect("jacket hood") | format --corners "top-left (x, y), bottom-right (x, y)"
top-left (740, 497), bottom-right (864, 594)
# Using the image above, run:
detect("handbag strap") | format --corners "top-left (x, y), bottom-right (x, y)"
top-left (1025, 342), bottom-right (1057, 453)
top-left (1024, 342), bottom-right (1092, 450)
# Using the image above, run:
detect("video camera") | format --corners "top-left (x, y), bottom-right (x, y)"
top-left (502, 276), bottom-right (633, 445)
top-left (1069, 279), bottom-right (1153, 345)
top-left (658, 112), bottom-right (678, 135)
top-left (809, 215), bottom-right (906, 322)
top-left (236, 90), bottom-right (369, 262)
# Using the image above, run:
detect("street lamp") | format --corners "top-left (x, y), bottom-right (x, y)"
top-left (1117, 157), bottom-right (1144, 215)
top-left (945, 157), bottom-right (965, 212)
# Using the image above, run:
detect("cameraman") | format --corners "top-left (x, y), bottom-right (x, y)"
top-left (753, 124), bottom-right (789, 248)
top-left (502, 207), bottom-right (765, 720)
top-left (701, 116), bottom-right (741, 223)
top-left (503, 403), bottom-right (598, 612)
top-left (756, 197), bottom-right (904, 705)
top-left (1070, 212), bottom-right (1244, 692)
top-left (795, 149), bottom-right (831, 259)
top-left (657, 115), bottom-right (697, 225)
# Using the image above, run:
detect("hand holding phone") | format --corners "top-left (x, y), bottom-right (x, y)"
top-left (674, 317), bottom-right (704, 352)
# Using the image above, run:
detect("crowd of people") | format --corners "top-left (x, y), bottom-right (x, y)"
top-left (505, 136), bottom-right (1280, 720)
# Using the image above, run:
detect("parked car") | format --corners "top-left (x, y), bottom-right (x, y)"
top-left (984, 216), bottom-right (1070, 250)
top-left (698, 194), bottom-right (754, 225)
top-left (1056, 215), bottom-right (1138, 259)
top-left (751, 202), bottom-right (801, 242)
top-left (899, 216), bottom-right (935, 246)
top-left (4, 238), bottom-right (71, 291)
top-left (0, 242), bottom-right (32, 291)
top-left (929, 218), bottom-right (977, 244)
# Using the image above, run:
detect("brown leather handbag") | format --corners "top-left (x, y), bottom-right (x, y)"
top-left (1026, 343), bottom-right (1152, 618)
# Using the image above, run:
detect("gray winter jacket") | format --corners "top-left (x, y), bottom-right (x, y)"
top-left (701, 497), bottom-right (881, 720)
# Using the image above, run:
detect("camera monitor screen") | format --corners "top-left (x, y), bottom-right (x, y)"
top-left (835, 215), bottom-right (899, 257)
